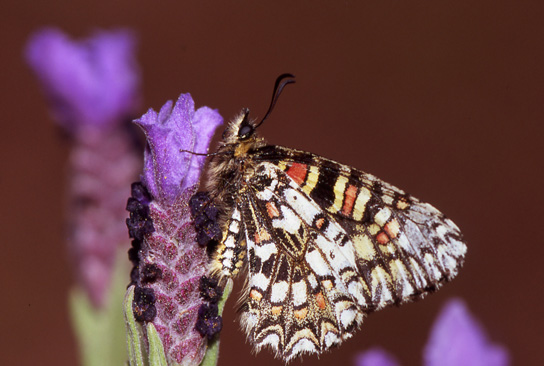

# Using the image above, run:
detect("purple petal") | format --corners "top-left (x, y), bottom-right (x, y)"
top-left (184, 106), bottom-right (224, 189)
top-left (25, 28), bottom-right (140, 130)
top-left (354, 348), bottom-right (400, 366)
top-left (424, 299), bottom-right (510, 366)
top-left (134, 94), bottom-right (222, 203)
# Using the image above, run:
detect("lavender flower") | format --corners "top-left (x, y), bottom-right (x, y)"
top-left (25, 28), bottom-right (142, 308)
top-left (355, 348), bottom-right (400, 366)
top-left (424, 299), bottom-right (509, 366)
top-left (127, 94), bottom-right (222, 365)
top-left (355, 299), bottom-right (510, 366)
top-left (26, 28), bottom-right (140, 131)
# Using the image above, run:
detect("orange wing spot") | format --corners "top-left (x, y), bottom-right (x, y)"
top-left (376, 231), bottom-right (390, 245)
top-left (271, 306), bottom-right (283, 316)
top-left (250, 289), bottom-right (263, 302)
top-left (315, 217), bottom-right (325, 229)
top-left (286, 162), bottom-right (308, 185)
top-left (342, 184), bottom-right (358, 217)
top-left (315, 292), bottom-right (327, 309)
top-left (294, 308), bottom-right (308, 319)
top-left (384, 219), bottom-right (400, 239)
top-left (266, 201), bottom-right (280, 218)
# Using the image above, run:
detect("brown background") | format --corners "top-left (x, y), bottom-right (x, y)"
top-left (3, 1), bottom-right (544, 365)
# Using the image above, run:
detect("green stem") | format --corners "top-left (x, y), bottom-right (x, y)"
top-left (70, 249), bottom-right (129, 366)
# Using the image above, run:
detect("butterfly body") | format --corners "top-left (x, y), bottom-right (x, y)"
top-left (203, 106), bottom-right (466, 361)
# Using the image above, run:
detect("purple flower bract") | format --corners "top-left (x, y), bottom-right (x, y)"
top-left (134, 94), bottom-right (223, 203)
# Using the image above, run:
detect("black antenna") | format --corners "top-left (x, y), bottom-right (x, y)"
top-left (254, 73), bottom-right (296, 129)
top-left (179, 149), bottom-right (223, 157)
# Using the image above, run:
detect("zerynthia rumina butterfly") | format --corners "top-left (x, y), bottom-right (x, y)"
top-left (190, 74), bottom-right (466, 361)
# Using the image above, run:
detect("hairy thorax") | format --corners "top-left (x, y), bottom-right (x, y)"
top-left (206, 113), bottom-right (267, 208)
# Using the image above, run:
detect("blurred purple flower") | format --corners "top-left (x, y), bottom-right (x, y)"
top-left (25, 28), bottom-right (142, 308)
top-left (424, 299), bottom-right (509, 366)
top-left (354, 299), bottom-right (509, 366)
top-left (355, 348), bottom-right (400, 366)
top-left (134, 94), bottom-right (222, 203)
top-left (26, 28), bottom-right (140, 131)
top-left (127, 94), bottom-right (222, 365)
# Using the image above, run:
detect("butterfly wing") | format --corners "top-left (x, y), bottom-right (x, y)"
top-left (253, 145), bottom-right (466, 308)
top-left (215, 145), bottom-right (466, 361)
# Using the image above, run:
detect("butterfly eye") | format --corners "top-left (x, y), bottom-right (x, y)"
top-left (238, 124), bottom-right (253, 139)
top-left (238, 109), bottom-right (253, 139)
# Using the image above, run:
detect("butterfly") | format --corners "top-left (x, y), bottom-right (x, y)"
top-left (194, 74), bottom-right (466, 361)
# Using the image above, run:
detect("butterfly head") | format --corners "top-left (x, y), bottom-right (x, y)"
top-left (222, 108), bottom-right (257, 143)
top-left (221, 73), bottom-right (296, 146)
top-left (217, 110), bottom-right (262, 165)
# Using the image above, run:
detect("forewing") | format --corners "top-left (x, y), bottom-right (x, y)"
top-left (254, 145), bottom-right (467, 309)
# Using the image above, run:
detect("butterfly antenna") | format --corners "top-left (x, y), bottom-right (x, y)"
top-left (179, 149), bottom-right (223, 157)
top-left (254, 73), bottom-right (296, 129)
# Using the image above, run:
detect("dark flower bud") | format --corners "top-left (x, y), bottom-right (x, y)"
top-left (189, 191), bottom-right (210, 217)
top-left (131, 182), bottom-right (152, 205)
top-left (141, 263), bottom-right (162, 283)
top-left (199, 276), bottom-right (223, 303)
top-left (128, 247), bottom-right (140, 264)
top-left (129, 266), bottom-right (140, 287)
top-left (190, 192), bottom-right (222, 247)
top-left (195, 303), bottom-right (222, 339)
top-left (133, 286), bottom-right (157, 322)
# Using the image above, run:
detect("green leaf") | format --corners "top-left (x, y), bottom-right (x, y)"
top-left (124, 285), bottom-right (146, 366)
top-left (70, 248), bottom-right (130, 366)
top-left (199, 279), bottom-right (233, 366)
top-left (124, 280), bottom-right (167, 366)
top-left (147, 323), bottom-right (168, 366)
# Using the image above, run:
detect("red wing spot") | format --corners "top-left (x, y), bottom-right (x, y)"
top-left (266, 201), bottom-right (280, 218)
top-left (376, 231), bottom-right (390, 245)
top-left (286, 163), bottom-right (308, 185)
top-left (315, 217), bottom-right (325, 229)
top-left (342, 184), bottom-right (358, 217)
top-left (315, 292), bottom-right (327, 309)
